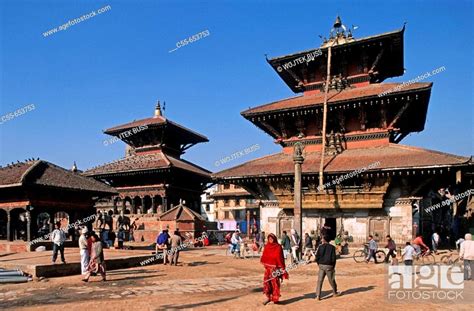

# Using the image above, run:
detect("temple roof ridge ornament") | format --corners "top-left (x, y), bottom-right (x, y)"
top-left (72, 161), bottom-right (78, 172)
top-left (154, 100), bottom-right (163, 117)
top-left (321, 16), bottom-right (356, 48)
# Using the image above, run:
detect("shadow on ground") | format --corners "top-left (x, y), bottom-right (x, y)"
top-left (187, 261), bottom-right (221, 267)
top-left (156, 295), bottom-right (239, 310)
top-left (342, 285), bottom-right (375, 295)
top-left (279, 285), bottom-right (375, 305)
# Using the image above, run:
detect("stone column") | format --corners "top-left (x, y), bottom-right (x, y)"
top-left (293, 142), bottom-right (305, 237)
top-left (6, 209), bottom-right (11, 242)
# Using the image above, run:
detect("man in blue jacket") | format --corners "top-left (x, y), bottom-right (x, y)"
top-left (315, 235), bottom-right (341, 300)
top-left (156, 229), bottom-right (170, 265)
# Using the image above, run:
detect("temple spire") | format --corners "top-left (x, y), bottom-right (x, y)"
top-left (154, 100), bottom-right (162, 117)
top-left (71, 161), bottom-right (78, 172)
top-left (334, 15), bottom-right (342, 28)
top-left (322, 16), bottom-right (355, 48)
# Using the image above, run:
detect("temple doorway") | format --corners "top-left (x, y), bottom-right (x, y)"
top-left (324, 217), bottom-right (337, 241)
top-left (0, 210), bottom-right (7, 239)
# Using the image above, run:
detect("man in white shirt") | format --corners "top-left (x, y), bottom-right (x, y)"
top-left (79, 227), bottom-right (90, 275)
top-left (456, 238), bottom-right (465, 251)
top-left (402, 242), bottom-right (415, 266)
top-left (51, 221), bottom-right (67, 264)
top-left (290, 229), bottom-right (301, 263)
top-left (460, 233), bottom-right (474, 281)
top-left (231, 230), bottom-right (242, 256)
top-left (431, 231), bottom-right (440, 254)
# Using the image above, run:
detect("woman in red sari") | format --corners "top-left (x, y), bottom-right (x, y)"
top-left (260, 233), bottom-right (288, 305)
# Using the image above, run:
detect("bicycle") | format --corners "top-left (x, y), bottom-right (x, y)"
top-left (239, 241), bottom-right (256, 259)
top-left (413, 248), bottom-right (436, 265)
top-left (353, 243), bottom-right (386, 263)
top-left (440, 251), bottom-right (463, 267)
top-left (225, 243), bottom-right (239, 258)
top-left (302, 247), bottom-right (317, 262)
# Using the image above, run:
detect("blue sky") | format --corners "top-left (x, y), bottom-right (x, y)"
top-left (1, 0), bottom-right (472, 172)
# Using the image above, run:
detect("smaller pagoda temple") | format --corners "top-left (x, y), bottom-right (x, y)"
top-left (84, 102), bottom-right (211, 242)
top-left (158, 202), bottom-right (207, 237)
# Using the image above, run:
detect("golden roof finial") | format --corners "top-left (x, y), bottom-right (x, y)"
top-left (334, 16), bottom-right (342, 28)
top-left (154, 100), bottom-right (162, 117)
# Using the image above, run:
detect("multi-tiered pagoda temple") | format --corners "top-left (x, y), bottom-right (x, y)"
top-left (215, 18), bottom-right (473, 244)
top-left (85, 103), bottom-right (211, 219)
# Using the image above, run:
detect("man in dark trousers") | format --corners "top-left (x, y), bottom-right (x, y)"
top-left (315, 235), bottom-right (341, 300)
top-left (51, 221), bottom-right (67, 264)
top-left (168, 230), bottom-right (182, 265)
top-left (281, 231), bottom-right (291, 260)
top-left (384, 235), bottom-right (397, 263)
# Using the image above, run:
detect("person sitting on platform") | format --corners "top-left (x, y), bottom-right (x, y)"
top-left (117, 226), bottom-right (125, 249)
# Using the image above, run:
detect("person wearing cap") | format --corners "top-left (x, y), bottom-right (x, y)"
top-left (79, 227), bottom-right (90, 276)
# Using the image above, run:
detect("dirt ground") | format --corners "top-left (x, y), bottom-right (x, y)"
top-left (1, 246), bottom-right (473, 311)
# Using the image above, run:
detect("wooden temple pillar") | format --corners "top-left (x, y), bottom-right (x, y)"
top-left (121, 200), bottom-right (126, 214)
top-left (246, 210), bottom-right (251, 236)
top-left (137, 197), bottom-right (143, 214)
top-left (6, 209), bottom-right (11, 241)
top-left (113, 197), bottom-right (118, 214)
top-left (162, 196), bottom-right (168, 212)
top-left (26, 210), bottom-right (32, 242)
top-left (151, 196), bottom-right (156, 213)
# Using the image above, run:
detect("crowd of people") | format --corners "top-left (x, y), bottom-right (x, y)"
top-left (45, 214), bottom-right (474, 303)
top-left (155, 228), bottom-right (209, 265)
top-left (257, 225), bottom-right (474, 305)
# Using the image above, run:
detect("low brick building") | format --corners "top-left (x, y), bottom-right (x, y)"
top-left (0, 159), bottom-right (116, 252)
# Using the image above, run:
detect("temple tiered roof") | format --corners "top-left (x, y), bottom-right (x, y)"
top-left (214, 144), bottom-right (471, 179)
top-left (84, 151), bottom-right (211, 178)
top-left (242, 82), bottom-right (432, 116)
top-left (104, 115), bottom-right (208, 145)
